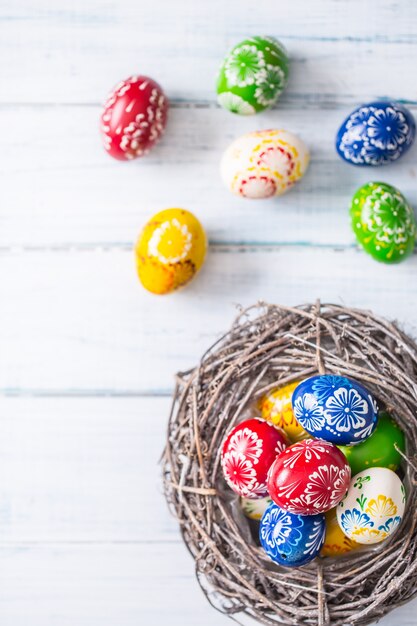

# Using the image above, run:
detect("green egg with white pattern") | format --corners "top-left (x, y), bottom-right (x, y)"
top-left (350, 182), bottom-right (416, 263)
top-left (216, 36), bottom-right (289, 115)
top-left (338, 412), bottom-right (405, 476)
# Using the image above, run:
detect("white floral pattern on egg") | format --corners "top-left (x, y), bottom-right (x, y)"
top-left (336, 101), bottom-right (415, 166)
top-left (292, 375), bottom-right (378, 445)
top-left (336, 467), bottom-right (406, 545)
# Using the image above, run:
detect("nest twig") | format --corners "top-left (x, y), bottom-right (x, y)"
top-left (162, 301), bottom-right (417, 625)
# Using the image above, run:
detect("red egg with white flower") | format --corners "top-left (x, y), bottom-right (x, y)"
top-left (267, 439), bottom-right (351, 515)
top-left (221, 418), bottom-right (288, 499)
top-left (100, 75), bottom-right (168, 160)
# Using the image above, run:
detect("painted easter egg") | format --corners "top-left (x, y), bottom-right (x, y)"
top-left (292, 375), bottom-right (379, 445)
top-left (217, 36), bottom-right (289, 115)
top-left (337, 467), bottom-right (406, 545)
top-left (350, 182), bottom-right (416, 264)
top-left (221, 418), bottom-right (288, 499)
top-left (339, 412), bottom-right (405, 476)
top-left (220, 130), bottom-right (309, 199)
top-left (257, 381), bottom-right (309, 442)
top-left (260, 501), bottom-right (325, 567)
top-left (135, 208), bottom-right (207, 295)
top-left (100, 75), bottom-right (168, 160)
top-left (320, 508), bottom-right (360, 557)
top-left (267, 439), bottom-right (351, 515)
top-left (336, 101), bottom-right (415, 166)
top-left (240, 496), bottom-right (272, 521)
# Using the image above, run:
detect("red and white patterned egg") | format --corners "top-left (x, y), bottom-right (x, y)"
top-left (267, 439), bottom-right (351, 515)
top-left (221, 418), bottom-right (288, 499)
top-left (100, 75), bottom-right (168, 160)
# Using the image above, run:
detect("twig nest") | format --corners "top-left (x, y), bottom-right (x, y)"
top-left (162, 302), bottom-right (417, 625)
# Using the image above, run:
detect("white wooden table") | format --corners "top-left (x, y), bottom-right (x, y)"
top-left (1, 1), bottom-right (417, 624)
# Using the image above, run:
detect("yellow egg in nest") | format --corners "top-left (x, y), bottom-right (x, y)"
top-left (257, 381), bottom-right (309, 442)
top-left (135, 208), bottom-right (207, 294)
top-left (320, 508), bottom-right (360, 557)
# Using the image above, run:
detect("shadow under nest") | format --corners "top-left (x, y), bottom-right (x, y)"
top-left (162, 301), bottom-right (417, 626)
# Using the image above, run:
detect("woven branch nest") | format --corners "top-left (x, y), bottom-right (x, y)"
top-left (162, 302), bottom-right (417, 626)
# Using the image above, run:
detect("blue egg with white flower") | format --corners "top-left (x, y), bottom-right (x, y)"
top-left (259, 502), bottom-right (325, 567)
top-left (335, 101), bottom-right (415, 166)
top-left (292, 375), bottom-right (378, 445)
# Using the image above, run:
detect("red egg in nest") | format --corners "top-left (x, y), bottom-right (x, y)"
top-left (100, 75), bottom-right (168, 160)
top-left (267, 439), bottom-right (351, 515)
top-left (221, 418), bottom-right (288, 499)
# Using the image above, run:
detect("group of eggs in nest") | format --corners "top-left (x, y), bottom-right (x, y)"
top-left (99, 36), bottom-right (417, 295)
top-left (219, 374), bottom-right (407, 568)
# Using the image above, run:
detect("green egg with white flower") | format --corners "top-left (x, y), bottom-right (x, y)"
top-left (350, 182), bottom-right (416, 263)
top-left (338, 412), bottom-right (405, 476)
top-left (216, 36), bottom-right (289, 115)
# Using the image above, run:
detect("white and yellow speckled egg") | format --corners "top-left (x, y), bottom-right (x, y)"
top-left (257, 381), bottom-right (309, 442)
top-left (220, 129), bottom-right (310, 199)
top-left (241, 496), bottom-right (272, 520)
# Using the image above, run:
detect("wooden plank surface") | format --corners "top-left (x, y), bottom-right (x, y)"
top-left (2, 105), bottom-right (417, 249)
top-left (0, 398), bottom-right (173, 542)
top-left (0, 543), bottom-right (235, 626)
top-left (2, 0), bottom-right (417, 624)
top-left (0, 397), bottom-right (416, 626)
top-left (1, 247), bottom-right (417, 395)
top-left (3, 1), bottom-right (417, 105)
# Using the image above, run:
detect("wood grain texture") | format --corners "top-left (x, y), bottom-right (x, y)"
top-left (1, 247), bottom-right (417, 395)
top-left (0, 543), bottom-right (233, 626)
top-left (2, 0), bottom-right (417, 624)
top-left (3, 1), bottom-right (417, 105)
top-left (2, 105), bottom-right (417, 248)
top-left (0, 397), bottom-right (416, 626)
top-left (0, 397), bottom-right (173, 542)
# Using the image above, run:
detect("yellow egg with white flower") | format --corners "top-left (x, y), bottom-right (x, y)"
top-left (135, 209), bottom-right (207, 294)
top-left (320, 508), bottom-right (360, 557)
top-left (257, 381), bottom-right (309, 442)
